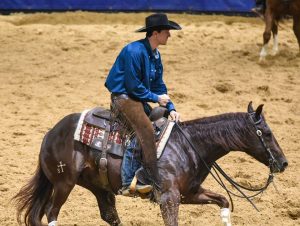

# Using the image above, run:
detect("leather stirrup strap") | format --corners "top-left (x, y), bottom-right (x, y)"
top-left (99, 123), bottom-right (111, 189)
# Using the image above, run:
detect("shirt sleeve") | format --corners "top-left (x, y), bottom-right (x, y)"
top-left (124, 49), bottom-right (159, 103)
top-left (150, 57), bottom-right (176, 113)
top-left (151, 80), bottom-right (176, 112)
top-left (166, 101), bottom-right (176, 112)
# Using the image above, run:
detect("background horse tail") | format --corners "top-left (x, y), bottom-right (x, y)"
top-left (13, 160), bottom-right (53, 226)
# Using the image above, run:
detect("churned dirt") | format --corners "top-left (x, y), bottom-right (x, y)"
top-left (0, 12), bottom-right (299, 226)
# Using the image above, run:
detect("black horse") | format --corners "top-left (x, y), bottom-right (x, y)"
top-left (13, 102), bottom-right (288, 226)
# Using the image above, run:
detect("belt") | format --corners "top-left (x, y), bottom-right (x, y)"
top-left (111, 93), bottom-right (129, 100)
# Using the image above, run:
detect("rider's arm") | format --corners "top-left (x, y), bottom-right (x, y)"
top-left (150, 55), bottom-right (176, 113)
top-left (124, 49), bottom-right (159, 103)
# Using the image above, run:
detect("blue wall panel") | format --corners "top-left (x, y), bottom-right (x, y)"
top-left (0, 0), bottom-right (255, 12)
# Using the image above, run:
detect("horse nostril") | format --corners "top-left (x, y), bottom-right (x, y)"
top-left (282, 161), bottom-right (288, 169)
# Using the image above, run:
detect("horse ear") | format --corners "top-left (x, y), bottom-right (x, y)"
top-left (255, 104), bottom-right (264, 119)
top-left (247, 101), bottom-right (254, 113)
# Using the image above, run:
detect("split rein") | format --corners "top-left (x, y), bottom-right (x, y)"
top-left (174, 113), bottom-right (278, 212)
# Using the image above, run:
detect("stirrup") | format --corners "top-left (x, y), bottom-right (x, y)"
top-left (119, 186), bottom-right (131, 196)
top-left (129, 176), bottom-right (153, 194)
top-left (136, 184), bottom-right (153, 194)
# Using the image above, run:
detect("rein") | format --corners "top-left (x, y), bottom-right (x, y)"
top-left (175, 113), bottom-right (277, 212)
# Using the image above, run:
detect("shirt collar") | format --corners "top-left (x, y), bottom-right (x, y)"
top-left (143, 38), bottom-right (159, 59)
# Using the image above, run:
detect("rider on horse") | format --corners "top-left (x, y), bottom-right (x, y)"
top-left (105, 13), bottom-right (181, 196)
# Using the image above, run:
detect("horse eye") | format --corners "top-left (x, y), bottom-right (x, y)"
top-left (263, 125), bottom-right (272, 134)
top-left (264, 130), bottom-right (272, 136)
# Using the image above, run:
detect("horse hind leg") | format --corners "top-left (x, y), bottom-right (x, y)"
top-left (271, 22), bottom-right (279, 56)
top-left (293, 14), bottom-right (300, 56)
top-left (260, 9), bottom-right (274, 61)
top-left (92, 189), bottom-right (121, 226)
top-left (45, 182), bottom-right (75, 226)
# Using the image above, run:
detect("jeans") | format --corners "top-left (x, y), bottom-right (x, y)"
top-left (121, 137), bottom-right (142, 186)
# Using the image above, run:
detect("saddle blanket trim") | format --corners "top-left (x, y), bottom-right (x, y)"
top-left (156, 121), bottom-right (175, 159)
top-left (74, 109), bottom-right (90, 141)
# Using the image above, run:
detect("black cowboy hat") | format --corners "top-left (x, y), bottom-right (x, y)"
top-left (136, 13), bottom-right (182, 32)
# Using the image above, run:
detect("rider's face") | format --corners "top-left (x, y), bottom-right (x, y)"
top-left (156, 30), bottom-right (171, 45)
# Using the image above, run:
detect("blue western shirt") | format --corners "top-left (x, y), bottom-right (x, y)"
top-left (105, 38), bottom-right (175, 112)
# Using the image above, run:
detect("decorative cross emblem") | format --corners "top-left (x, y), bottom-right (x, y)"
top-left (57, 161), bottom-right (66, 174)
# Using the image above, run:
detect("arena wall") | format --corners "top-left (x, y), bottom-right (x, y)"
top-left (0, 0), bottom-right (254, 13)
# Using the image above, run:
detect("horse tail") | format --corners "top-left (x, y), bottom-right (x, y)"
top-left (12, 160), bottom-right (53, 226)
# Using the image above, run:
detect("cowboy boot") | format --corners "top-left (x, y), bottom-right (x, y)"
top-left (120, 138), bottom-right (153, 196)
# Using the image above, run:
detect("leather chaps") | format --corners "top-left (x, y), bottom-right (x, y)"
top-left (111, 94), bottom-right (161, 189)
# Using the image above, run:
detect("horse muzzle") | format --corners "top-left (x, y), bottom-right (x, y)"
top-left (279, 160), bottom-right (288, 172)
top-left (270, 158), bottom-right (288, 173)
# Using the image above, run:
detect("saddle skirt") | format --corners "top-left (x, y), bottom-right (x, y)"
top-left (74, 107), bottom-right (175, 159)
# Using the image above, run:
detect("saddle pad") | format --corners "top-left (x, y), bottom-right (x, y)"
top-left (74, 109), bottom-right (122, 153)
top-left (74, 109), bottom-right (175, 159)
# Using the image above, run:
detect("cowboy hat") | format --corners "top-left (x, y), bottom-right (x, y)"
top-left (136, 13), bottom-right (182, 32)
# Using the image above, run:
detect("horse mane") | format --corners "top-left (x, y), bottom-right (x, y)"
top-left (180, 112), bottom-right (255, 151)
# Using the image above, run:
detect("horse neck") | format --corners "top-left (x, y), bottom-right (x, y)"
top-left (182, 112), bottom-right (251, 162)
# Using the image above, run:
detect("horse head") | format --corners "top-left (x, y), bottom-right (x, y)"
top-left (245, 101), bottom-right (288, 173)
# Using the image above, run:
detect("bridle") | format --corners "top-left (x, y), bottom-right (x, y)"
top-left (175, 112), bottom-right (280, 212)
top-left (248, 112), bottom-right (279, 172)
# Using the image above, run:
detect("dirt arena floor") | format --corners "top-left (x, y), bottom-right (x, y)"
top-left (0, 12), bottom-right (299, 226)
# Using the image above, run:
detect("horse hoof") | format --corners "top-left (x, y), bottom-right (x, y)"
top-left (271, 49), bottom-right (278, 56)
top-left (258, 57), bottom-right (266, 63)
top-left (221, 208), bottom-right (232, 226)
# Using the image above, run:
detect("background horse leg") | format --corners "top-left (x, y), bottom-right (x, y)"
top-left (181, 186), bottom-right (231, 226)
top-left (293, 14), bottom-right (300, 56)
top-left (271, 22), bottom-right (279, 55)
top-left (160, 189), bottom-right (180, 226)
top-left (260, 8), bottom-right (274, 61)
top-left (45, 182), bottom-right (75, 226)
top-left (92, 189), bottom-right (121, 226)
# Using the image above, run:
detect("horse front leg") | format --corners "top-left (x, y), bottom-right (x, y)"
top-left (181, 186), bottom-right (231, 226)
top-left (293, 14), bottom-right (300, 56)
top-left (160, 189), bottom-right (180, 226)
top-left (260, 8), bottom-right (274, 61)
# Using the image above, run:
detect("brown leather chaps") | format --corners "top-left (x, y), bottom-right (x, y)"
top-left (111, 95), bottom-right (161, 188)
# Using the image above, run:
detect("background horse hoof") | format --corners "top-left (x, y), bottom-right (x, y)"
top-left (271, 49), bottom-right (279, 56)
top-left (258, 56), bottom-right (266, 63)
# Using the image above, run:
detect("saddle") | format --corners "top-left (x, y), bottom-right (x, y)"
top-left (81, 106), bottom-right (169, 156)
top-left (74, 106), bottom-right (172, 191)
top-left (84, 107), bottom-right (123, 156)
top-left (85, 107), bottom-right (111, 124)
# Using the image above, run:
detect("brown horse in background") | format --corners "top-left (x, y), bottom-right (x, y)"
top-left (13, 102), bottom-right (288, 226)
top-left (259, 0), bottom-right (300, 61)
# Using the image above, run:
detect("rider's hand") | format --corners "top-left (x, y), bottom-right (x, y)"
top-left (170, 110), bottom-right (180, 122)
top-left (158, 94), bottom-right (170, 107)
